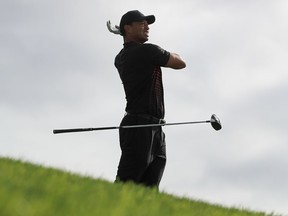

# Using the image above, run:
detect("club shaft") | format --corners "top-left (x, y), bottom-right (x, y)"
top-left (53, 120), bottom-right (210, 134)
top-left (123, 120), bottom-right (209, 128)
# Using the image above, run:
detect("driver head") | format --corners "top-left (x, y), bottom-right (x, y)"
top-left (210, 114), bottom-right (222, 131)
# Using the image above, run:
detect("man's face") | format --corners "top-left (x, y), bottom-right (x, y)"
top-left (126, 20), bottom-right (150, 43)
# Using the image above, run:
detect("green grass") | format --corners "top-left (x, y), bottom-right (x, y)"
top-left (0, 157), bottom-right (276, 216)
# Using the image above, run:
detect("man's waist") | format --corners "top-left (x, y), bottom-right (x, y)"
top-left (125, 113), bottom-right (166, 124)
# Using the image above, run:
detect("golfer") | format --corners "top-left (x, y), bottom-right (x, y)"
top-left (114, 10), bottom-right (186, 188)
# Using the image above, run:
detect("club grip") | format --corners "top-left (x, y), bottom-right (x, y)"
top-left (53, 128), bottom-right (95, 134)
top-left (53, 126), bottom-right (119, 134)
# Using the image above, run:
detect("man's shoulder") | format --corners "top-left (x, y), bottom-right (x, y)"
top-left (125, 43), bottom-right (161, 56)
top-left (142, 43), bottom-right (161, 49)
top-left (141, 43), bottom-right (168, 55)
top-left (122, 42), bottom-right (161, 51)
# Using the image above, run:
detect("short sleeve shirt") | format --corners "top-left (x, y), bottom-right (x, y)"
top-left (115, 42), bottom-right (170, 119)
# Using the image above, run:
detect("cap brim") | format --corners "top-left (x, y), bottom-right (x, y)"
top-left (145, 15), bottom-right (155, 24)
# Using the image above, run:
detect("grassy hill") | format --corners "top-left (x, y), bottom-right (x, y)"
top-left (0, 157), bottom-right (274, 216)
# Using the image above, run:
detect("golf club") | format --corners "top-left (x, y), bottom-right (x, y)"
top-left (53, 114), bottom-right (221, 134)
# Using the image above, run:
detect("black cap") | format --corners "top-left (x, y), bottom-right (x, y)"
top-left (120, 10), bottom-right (155, 35)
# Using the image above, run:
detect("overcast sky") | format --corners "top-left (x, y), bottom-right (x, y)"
top-left (1, 0), bottom-right (288, 214)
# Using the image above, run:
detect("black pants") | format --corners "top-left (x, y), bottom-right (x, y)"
top-left (116, 114), bottom-right (166, 188)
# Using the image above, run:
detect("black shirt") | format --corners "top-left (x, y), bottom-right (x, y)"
top-left (115, 42), bottom-right (170, 119)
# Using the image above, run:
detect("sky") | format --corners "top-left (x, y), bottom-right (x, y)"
top-left (1, 0), bottom-right (288, 214)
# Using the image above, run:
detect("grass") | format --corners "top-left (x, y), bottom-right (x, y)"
top-left (0, 157), bottom-right (276, 216)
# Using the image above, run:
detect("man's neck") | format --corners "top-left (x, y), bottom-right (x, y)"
top-left (124, 36), bottom-right (146, 44)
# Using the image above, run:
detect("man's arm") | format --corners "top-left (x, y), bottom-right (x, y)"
top-left (165, 53), bottom-right (186, 69)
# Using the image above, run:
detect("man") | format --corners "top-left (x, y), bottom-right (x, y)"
top-left (114, 10), bottom-right (186, 188)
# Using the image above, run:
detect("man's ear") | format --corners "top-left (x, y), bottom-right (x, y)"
top-left (124, 24), bottom-right (132, 35)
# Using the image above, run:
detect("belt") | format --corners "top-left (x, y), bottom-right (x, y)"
top-left (126, 113), bottom-right (166, 124)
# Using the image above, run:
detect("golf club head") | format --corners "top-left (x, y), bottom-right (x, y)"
top-left (210, 114), bottom-right (222, 131)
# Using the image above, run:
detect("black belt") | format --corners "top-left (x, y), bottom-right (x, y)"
top-left (126, 113), bottom-right (166, 124)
